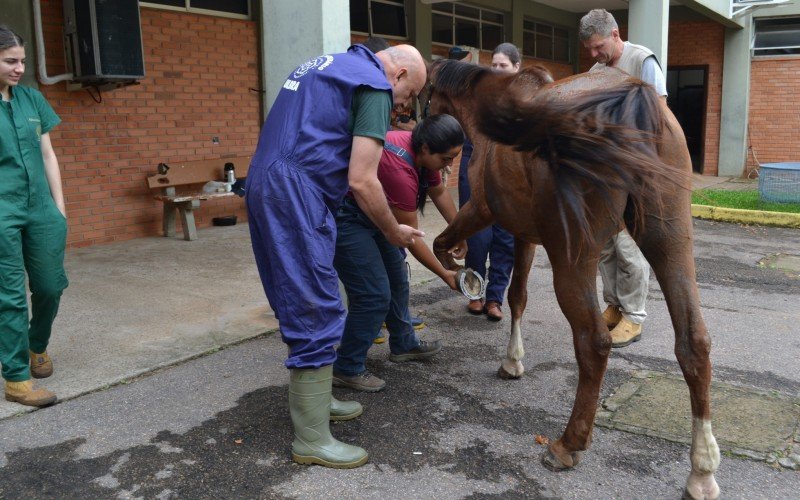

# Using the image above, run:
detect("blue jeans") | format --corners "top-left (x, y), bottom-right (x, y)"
top-left (333, 198), bottom-right (420, 376)
top-left (457, 140), bottom-right (514, 304)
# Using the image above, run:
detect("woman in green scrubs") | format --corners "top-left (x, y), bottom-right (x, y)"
top-left (0, 25), bottom-right (67, 407)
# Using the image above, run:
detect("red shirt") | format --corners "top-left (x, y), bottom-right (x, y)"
top-left (379, 131), bottom-right (442, 212)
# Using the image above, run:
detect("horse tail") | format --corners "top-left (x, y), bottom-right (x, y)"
top-left (476, 79), bottom-right (672, 249)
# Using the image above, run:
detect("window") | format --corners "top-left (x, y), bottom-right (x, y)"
top-left (350, 0), bottom-right (407, 39)
top-left (140, 0), bottom-right (249, 18)
top-left (753, 17), bottom-right (800, 56)
top-left (431, 2), bottom-right (505, 51)
top-left (523, 19), bottom-right (570, 63)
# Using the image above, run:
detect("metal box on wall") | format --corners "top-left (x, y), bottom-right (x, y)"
top-left (63, 0), bottom-right (145, 87)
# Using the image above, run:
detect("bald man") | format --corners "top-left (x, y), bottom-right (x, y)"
top-left (246, 43), bottom-right (427, 469)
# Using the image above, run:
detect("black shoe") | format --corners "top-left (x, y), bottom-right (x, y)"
top-left (388, 340), bottom-right (442, 363)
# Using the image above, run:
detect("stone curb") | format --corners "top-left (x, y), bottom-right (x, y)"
top-left (691, 204), bottom-right (800, 228)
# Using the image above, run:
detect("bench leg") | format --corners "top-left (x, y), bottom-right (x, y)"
top-left (163, 203), bottom-right (177, 237)
top-left (178, 202), bottom-right (198, 241)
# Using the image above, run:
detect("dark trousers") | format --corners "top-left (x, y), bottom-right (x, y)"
top-left (333, 199), bottom-right (419, 376)
top-left (457, 140), bottom-right (514, 305)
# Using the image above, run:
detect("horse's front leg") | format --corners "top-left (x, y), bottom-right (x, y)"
top-left (433, 199), bottom-right (493, 270)
top-left (498, 240), bottom-right (536, 379)
top-left (542, 252), bottom-right (609, 470)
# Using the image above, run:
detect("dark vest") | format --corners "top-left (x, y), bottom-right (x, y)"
top-left (249, 44), bottom-right (392, 210)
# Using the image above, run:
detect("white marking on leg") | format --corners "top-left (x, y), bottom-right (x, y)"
top-left (507, 319), bottom-right (525, 361)
top-left (501, 319), bottom-right (525, 377)
top-left (685, 418), bottom-right (720, 499)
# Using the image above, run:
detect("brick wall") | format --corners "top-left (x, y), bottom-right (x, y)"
top-left (39, 2), bottom-right (260, 247)
top-left (748, 57), bottom-right (800, 172)
top-left (668, 21), bottom-right (724, 176)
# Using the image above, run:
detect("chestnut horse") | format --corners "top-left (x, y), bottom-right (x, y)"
top-left (428, 60), bottom-right (720, 500)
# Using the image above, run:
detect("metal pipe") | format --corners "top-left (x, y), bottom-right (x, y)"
top-left (32, 0), bottom-right (73, 85)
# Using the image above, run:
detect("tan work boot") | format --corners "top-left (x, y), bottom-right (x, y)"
top-left (30, 350), bottom-right (54, 379)
top-left (610, 317), bottom-right (642, 348)
top-left (5, 380), bottom-right (57, 407)
top-left (601, 305), bottom-right (622, 329)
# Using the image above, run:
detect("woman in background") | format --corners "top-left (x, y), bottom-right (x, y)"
top-left (457, 42), bottom-right (521, 322)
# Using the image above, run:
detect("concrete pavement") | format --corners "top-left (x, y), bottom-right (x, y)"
top-left (0, 215), bottom-right (797, 498)
top-left (2, 176), bottom-right (794, 419)
top-left (0, 197), bottom-right (453, 420)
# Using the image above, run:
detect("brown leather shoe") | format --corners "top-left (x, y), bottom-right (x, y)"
top-left (30, 350), bottom-right (53, 379)
top-left (5, 380), bottom-right (57, 407)
top-left (484, 301), bottom-right (503, 322)
top-left (467, 299), bottom-right (484, 315)
top-left (601, 305), bottom-right (622, 329)
top-left (332, 370), bottom-right (386, 392)
top-left (610, 317), bottom-right (642, 348)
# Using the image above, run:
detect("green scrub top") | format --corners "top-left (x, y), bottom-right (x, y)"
top-left (0, 85), bottom-right (60, 201)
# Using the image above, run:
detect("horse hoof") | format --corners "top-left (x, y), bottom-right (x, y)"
top-left (497, 366), bottom-right (523, 380)
top-left (682, 473), bottom-right (720, 500)
top-left (682, 489), bottom-right (720, 500)
top-left (540, 448), bottom-right (583, 472)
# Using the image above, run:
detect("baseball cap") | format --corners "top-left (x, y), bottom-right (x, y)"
top-left (448, 46), bottom-right (471, 60)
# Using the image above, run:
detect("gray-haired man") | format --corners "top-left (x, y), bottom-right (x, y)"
top-left (579, 9), bottom-right (667, 348)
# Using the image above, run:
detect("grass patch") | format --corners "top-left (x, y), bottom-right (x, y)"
top-left (692, 189), bottom-right (800, 214)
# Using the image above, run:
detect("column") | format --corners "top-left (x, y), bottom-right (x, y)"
top-left (718, 14), bottom-right (753, 177)
top-left (259, 0), bottom-right (351, 113)
top-left (411, 1), bottom-right (432, 61)
top-left (628, 0), bottom-right (669, 69)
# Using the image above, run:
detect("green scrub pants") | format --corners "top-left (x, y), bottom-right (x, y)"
top-left (0, 194), bottom-right (68, 382)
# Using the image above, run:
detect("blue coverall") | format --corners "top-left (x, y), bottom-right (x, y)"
top-left (246, 46), bottom-right (392, 369)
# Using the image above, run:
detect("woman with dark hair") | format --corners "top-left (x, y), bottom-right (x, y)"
top-left (457, 42), bottom-right (520, 322)
top-left (332, 114), bottom-right (466, 392)
top-left (0, 25), bottom-right (67, 407)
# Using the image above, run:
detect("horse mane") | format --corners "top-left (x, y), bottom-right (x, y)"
top-left (430, 59), bottom-right (493, 97)
top-left (431, 60), bottom-right (554, 99)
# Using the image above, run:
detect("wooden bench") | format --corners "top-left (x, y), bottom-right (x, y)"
top-left (146, 156), bottom-right (251, 241)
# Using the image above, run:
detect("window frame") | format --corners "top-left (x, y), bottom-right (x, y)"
top-left (752, 16), bottom-right (800, 58)
top-left (430, 2), bottom-right (506, 51)
top-left (139, 0), bottom-right (251, 20)
top-left (522, 18), bottom-right (571, 64)
top-left (349, 0), bottom-right (408, 41)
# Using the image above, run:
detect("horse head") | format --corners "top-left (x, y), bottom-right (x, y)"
top-left (424, 59), bottom-right (553, 137)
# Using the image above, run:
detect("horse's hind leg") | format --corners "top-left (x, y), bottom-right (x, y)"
top-left (541, 252), bottom-right (609, 470)
top-left (638, 229), bottom-right (720, 500)
top-left (498, 241), bottom-right (536, 379)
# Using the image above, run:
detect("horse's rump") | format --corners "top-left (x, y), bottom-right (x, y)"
top-left (475, 70), bottom-right (681, 249)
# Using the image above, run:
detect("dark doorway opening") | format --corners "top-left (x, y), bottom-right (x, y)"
top-left (666, 66), bottom-right (708, 173)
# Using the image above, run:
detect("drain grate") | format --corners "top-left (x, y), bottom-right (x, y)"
top-left (596, 370), bottom-right (800, 462)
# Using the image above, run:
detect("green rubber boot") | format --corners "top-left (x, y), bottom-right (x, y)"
top-left (330, 396), bottom-right (363, 421)
top-left (289, 366), bottom-right (368, 468)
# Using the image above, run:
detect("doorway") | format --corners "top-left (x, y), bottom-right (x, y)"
top-left (666, 66), bottom-right (708, 173)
